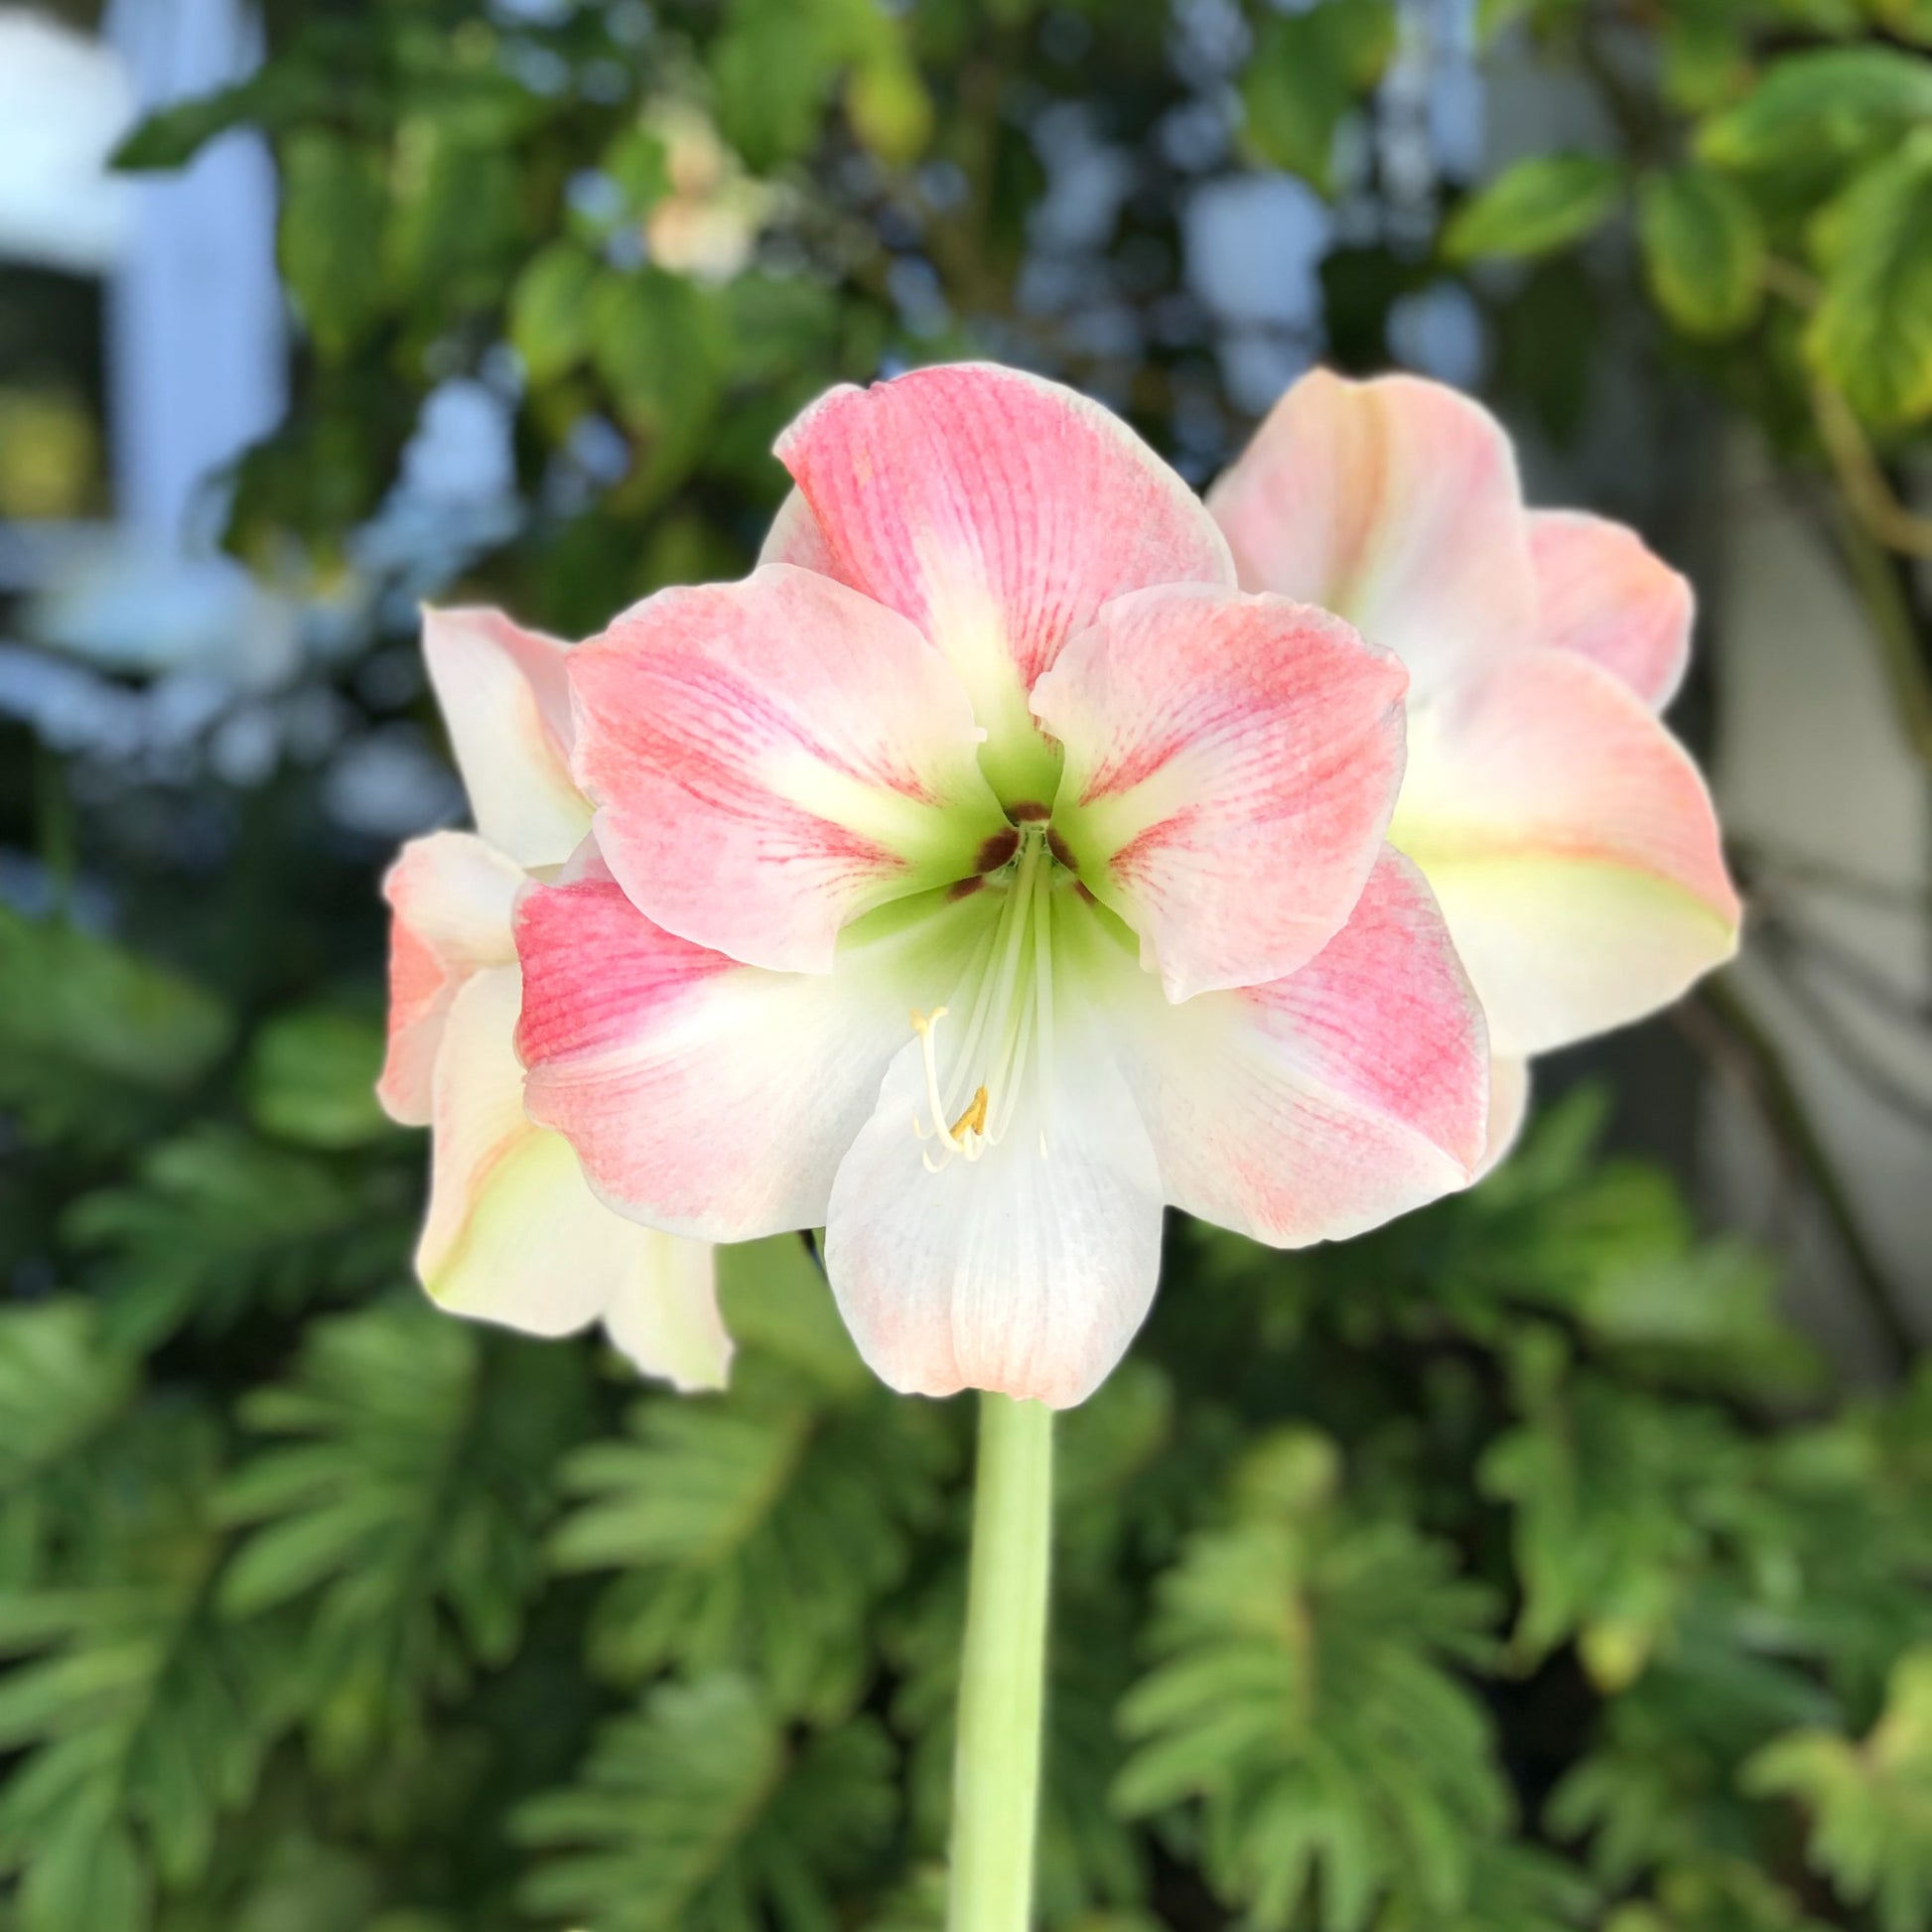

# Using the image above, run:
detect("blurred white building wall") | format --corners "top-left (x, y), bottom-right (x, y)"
top-left (103, 0), bottom-right (283, 550)
top-left (1709, 434), bottom-right (1932, 1367)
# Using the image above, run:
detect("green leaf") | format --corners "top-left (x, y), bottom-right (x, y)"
top-left (516, 1674), bottom-right (898, 1932)
top-left (550, 1351), bottom-right (951, 1722)
top-left (0, 1301), bottom-right (137, 1587)
top-left (1480, 1370), bottom-right (1734, 1682)
top-left (1872, 0), bottom-right (1932, 47)
top-left (0, 1413), bottom-right (281, 1932)
top-left (66, 1125), bottom-right (396, 1349)
top-left (847, 51), bottom-right (935, 166)
top-left (218, 1303), bottom-right (588, 1768)
top-left (1239, 0), bottom-right (1397, 194)
top-left (711, 0), bottom-right (855, 172)
top-left (1806, 132), bottom-right (1932, 427)
top-left (244, 1008), bottom-right (389, 1150)
top-left (1443, 153), bottom-right (1624, 263)
top-left (278, 130), bottom-right (391, 362)
top-left (111, 67), bottom-right (333, 172)
top-left (1699, 48), bottom-right (1932, 183)
top-left (1745, 1647), bottom-right (1932, 1932)
top-left (510, 242), bottom-right (600, 385)
top-left (1116, 1430), bottom-right (1505, 1932)
top-left (0, 907), bottom-right (230, 1147)
top-left (589, 268), bottom-right (725, 500)
top-left (1638, 166), bottom-right (1765, 338)
top-left (384, 118), bottom-right (523, 318)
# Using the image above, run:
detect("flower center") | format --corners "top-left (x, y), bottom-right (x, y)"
top-left (908, 825), bottom-right (1061, 1170)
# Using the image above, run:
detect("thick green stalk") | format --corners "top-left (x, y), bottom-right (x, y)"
top-left (948, 1392), bottom-right (1054, 1932)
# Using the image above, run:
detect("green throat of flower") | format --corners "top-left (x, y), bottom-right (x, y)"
top-left (909, 823), bottom-right (1075, 1171)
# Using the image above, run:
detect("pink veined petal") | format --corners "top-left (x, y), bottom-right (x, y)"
top-left (1477, 1055), bottom-right (1532, 1180)
top-left (515, 865), bottom-right (994, 1241)
top-left (823, 959), bottom-right (1166, 1411)
top-left (758, 486), bottom-right (841, 574)
top-left (775, 361), bottom-right (1235, 806)
top-left (417, 966), bottom-right (733, 1390)
top-left (377, 831), bottom-right (524, 1126)
top-left (1207, 369), bottom-right (1540, 698)
top-left (1392, 652), bottom-right (1741, 1057)
top-left (1527, 509), bottom-right (1694, 713)
top-left (1032, 584), bottom-right (1408, 1000)
top-left (569, 563), bottom-right (1009, 974)
top-left (422, 607), bottom-right (591, 868)
top-left (1067, 849), bottom-right (1491, 1247)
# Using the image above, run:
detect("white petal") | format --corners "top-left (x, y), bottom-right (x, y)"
top-left (824, 979), bottom-right (1166, 1411)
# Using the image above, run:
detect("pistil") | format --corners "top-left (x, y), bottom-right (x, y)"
top-left (908, 826), bottom-right (1061, 1169)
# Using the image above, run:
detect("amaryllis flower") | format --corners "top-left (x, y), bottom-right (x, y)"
top-left (377, 609), bottom-right (730, 1390)
top-left (1209, 371), bottom-right (1741, 1161)
top-left (513, 363), bottom-right (1490, 1409)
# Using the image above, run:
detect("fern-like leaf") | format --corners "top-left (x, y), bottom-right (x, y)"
top-left (217, 1300), bottom-right (588, 1768)
top-left (0, 1412), bottom-right (281, 1932)
top-left (1116, 1429), bottom-right (1506, 1932)
top-left (516, 1672), bottom-right (897, 1932)
top-left (550, 1239), bottom-right (954, 1722)
top-left (1745, 1646), bottom-right (1932, 1932)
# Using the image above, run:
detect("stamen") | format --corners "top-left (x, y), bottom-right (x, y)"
top-left (949, 1086), bottom-right (989, 1140)
top-left (909, 1007), bottom-right (964, 1154)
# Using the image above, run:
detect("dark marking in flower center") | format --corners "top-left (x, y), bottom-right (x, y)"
top-left (975, 828), bottom-right (1021, 873)
top-left (1046, 829), bottom-right (1078, 874)
top-left (1008, 800), bottom-right (1051, 822)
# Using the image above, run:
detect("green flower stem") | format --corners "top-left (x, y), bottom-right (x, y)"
top-left (949, 1391), bottom-right (1054, 1932)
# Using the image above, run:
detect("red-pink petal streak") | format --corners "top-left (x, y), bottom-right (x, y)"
top-left (376, 831), bottom-right (522, 1126)
top-left (1034, 585), bottom-right (1409, 1000)
top-left (775, 361), bottom-right (1234, 690)
top-left (514, 868), bottom-right (947, 1241)
top-left (1527, 509), bottom-right (1693, 713)
top-left (568, 563), bottom-right (1002, 974)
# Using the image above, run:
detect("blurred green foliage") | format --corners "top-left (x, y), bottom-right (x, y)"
top-left (2, 0), bottom-right (1930, 1927)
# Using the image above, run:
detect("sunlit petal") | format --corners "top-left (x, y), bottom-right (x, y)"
top-left (1208, 369), bottom-right (1538, 695)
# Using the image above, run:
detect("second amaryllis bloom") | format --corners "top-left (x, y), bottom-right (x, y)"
top-left (1208, 371), bottom-right (1742, 1161)
top-left (514, 363), bottom-right (1490, 1409)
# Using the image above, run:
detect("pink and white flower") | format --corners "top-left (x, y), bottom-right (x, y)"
top-left (1208, 371), bottom-right (1741, 1163)
top-left (377, 609), bottom-right (731, 1391)
top-left (514, 364), bottom-right (1491, 1409)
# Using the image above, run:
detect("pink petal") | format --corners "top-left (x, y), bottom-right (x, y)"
top-left (1393, 653), bottom-right (1741, 1056)
top-left (422, 608), bottom-right (591, 868)
top-left (1032, 585), bottom-right (1408, 1000)
top-left (775, 362), bottom-right (1234, 807)
top-left (568, 564), bottom-right (1009, 974)
top-left (377, 831), bottom-right (523, 1126)
top-left (1207, 370), bottom-right (1539, 697)
top-left (418, 965), bottom-right (732, 1390)
top-left (515, 864), bottom-right (993, 1240)
top-left (1069, 850), bottom-right (1491, 1246)
top-left (823, 988), bottom-right (1165, 1410)
top-left (1528, 510), bottom-right (1693, 712)
top-left (758, 486), bottom-right (840, 574)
